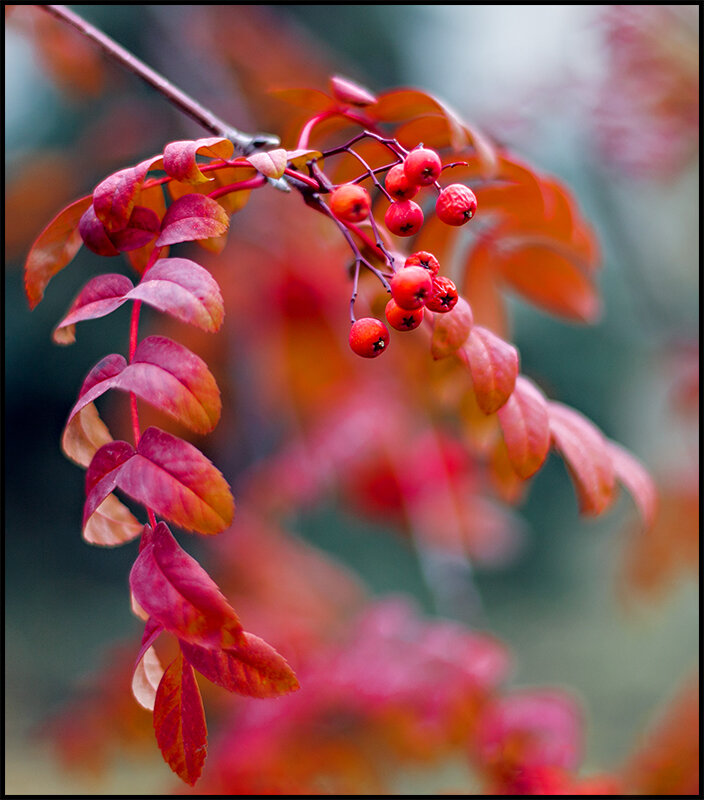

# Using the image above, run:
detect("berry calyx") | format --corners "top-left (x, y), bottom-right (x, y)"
top-left (435, 184), bottom-right (477, 226)
top-left (389, 265), bottom-right (433, 310)
top-left (349, 317), bottom-right (390, 358)
top-left (330, 183), bottom-right (371, 223)
top-left (404, 250), bottom-right (440, 276)
top-left (384, 200), bottom-right (424, 237)
top-left (403, 147), bottom-right (443, 186)
top-left (385, 299), bottom-right (424, 331)
top-left (425, 276), bottom-right (459, 313)
top-left (385, 163), bottom-right (420, 201)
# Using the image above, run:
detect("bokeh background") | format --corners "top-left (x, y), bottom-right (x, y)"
top-left (5, 4), bottom-right (698, 794)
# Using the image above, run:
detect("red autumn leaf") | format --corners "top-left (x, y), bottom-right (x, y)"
top-left (78, 203), bottom-right (121, 257)
top-left (129, 522), bottom-right (243, 647)
top-left (548, 402), bottom-right (616, 516)
top-left (107, 205), bottom-right (161, 252)
top-left (83, 494), bottom-right (143, 547)
top-left (84, 428), bottom-right (234, 535)
top-left (162, 137), bottom-right (235, 185)
top-left (61, 401), bottom-right (113, 467)
top-left (430, 296), bottom-right (474, 360)
top-left (24, 194), bottom-right (92, 309)
top-left (461, 325), bottom-right (519, 414)
top-left (53, 273), bottom-right (134, 344)
top-left (461, 238), bottom-right (509, 337)
top-left (127, 257), bottom-right (225, 333)
top-left (329, 75), bottom-right (377, 107)
top-left (132, 619), bottom-right (165, 711)
top-left (607, 439), bottom-right (658, 529)
top-left (180, 633), bottom-right (300, 699)
top-left (127, 182), bottom-right (168, 274)
top-left (285, 148), bottom-right (323, 172)
top-left (155, 194), bottom-right (229, 247)
top-left (168, 164), bottom-right (256, 215)
top-left (93, 155), bottom-right (162, 233)
top-left (497, 245), bottom-right (601, 324)
top-left (497, 376), bottom-right (551, 479)
top-left (67, 336), bottom-right (221, 434)
top-left (153, 650), bottom-right (207, 786)
top-left (268, 86), bottom-right (334, 112)
top-left (246, 148), bottom-right (288, 179)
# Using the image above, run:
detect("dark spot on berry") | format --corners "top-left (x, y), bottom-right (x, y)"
top-left (401, 316), bottom-right (415, 328)
top-left (400, 222), bottom-right (415, 233)
top-left (373, 338), bottom-right (386, 352)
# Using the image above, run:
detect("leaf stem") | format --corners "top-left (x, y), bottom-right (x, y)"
top-left (40, 5), bottom-right (279, 154)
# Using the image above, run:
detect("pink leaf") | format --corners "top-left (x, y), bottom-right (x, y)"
top-left (431, 296), bottom-right (474, 360)
top-left (61, 401), bottom-right (113, 467)
top-left (153, 651), bottom-right (207, 786)
top-left (68, 337), bottom-right (221, 434)
top-left (548, 402), bottom-right (616, 516)
top-left (24, 195), bottom-right (92, 309)
top-left (129, 522), bottom-right (242, 647)
top-left (53, 273), bottom-right (134, 344)
top-left (156, 194), bottom-right (229, 247)
top-left (497, 376), bottom-right (551, 479)
top-left (126, 257), bottom-right (224, 332)
top-left (83, 439), bottom-right (136, 529)
top-left (607, 439), bottom-right (658, 529)
top-left (246, 148), bottom-right (288, 179)
top-left (180, 633), bottom-right (300, 698)
top-left (162, 137), bottom-right (235, 185)
top-left (462, 325), bottom-right (519, 414)
top-left (93, 155), bottom-right (162, 233)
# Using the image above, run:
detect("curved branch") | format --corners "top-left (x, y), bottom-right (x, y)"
top-left (40, 5), bottom-right (279, 155)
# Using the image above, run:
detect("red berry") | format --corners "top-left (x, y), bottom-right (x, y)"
top-left (389, 265), bottom-right (433, 310)
top-left (330, 183), bottom-right (371, 222)
top-left (384, 200), bottom-right (424, 236)
top-left (404, 250), bottom-right (440, 276)
top-left (425, 276), bottom-right (459, 313)
top-left (349, 317), bottom-right (390, 358)
top-left (403, 147), bottom-right (443, 186)
top-left (435, 184), bottom-right (477, 226)
top-left (385, 299), bottom-right (424, 331)
top-left (385, 163), bottom-right (419, 201)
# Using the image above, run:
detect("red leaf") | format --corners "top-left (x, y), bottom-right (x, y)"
top-left (268, 87), bottom-right (334, 112)
top-left (83, 493), bottom-right (142, 547)
top-left (153, 651), bottom-right (207, 786)
top-left (461, 325), bottom-right (519, 414)
top-left (132, 619), bottom-right (165, 711)
top-left (61, 401), bottom-right (113, 467)
top-left (156, 194), bottom-right (229, 247)
top-left (84, 427), bottom-right (234, 535)
top-left (497, 376), bottom-right (551, 479)
top-left (180, 633), bottom-right (300, 698)
top-left (246, 148), bottom-right (288, 179)
top-left (107, 205), bottom-right (161, 252)
top-left (78, 204), bottom-right (121, 257)
top-left (607, 440), bottom-right (657, 529)
top-left (93, 155), bottom-right (161, 233)
top-left (129, 522), bottom-right (242, 647)
top-left (329, 75), bottom-right (377, 107)
top-left (53, 273), bottom-right (134, 344)
top-left (431, 296), bottom-right (474, 360)
top-left (498, 245), bottom-right (601, 324)
top-left (162, 137), bottom-right (235, 185)
top-left (127, 257), bottom-right (225, 333)
top-left (68, 336), bottom-right (221, 435)
top-left (24, 195), bottom-right (92, 309)
top-left (548, 402), bottom-right (616, 516)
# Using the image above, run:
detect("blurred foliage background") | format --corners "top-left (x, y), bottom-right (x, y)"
top-left (5, 4), bottom-right (698, 794)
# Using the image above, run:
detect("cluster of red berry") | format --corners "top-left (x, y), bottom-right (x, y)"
top-left (328, 146), bottom-right (477, 359)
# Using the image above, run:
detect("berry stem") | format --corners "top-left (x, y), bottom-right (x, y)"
top-left (41, 5), bottom-right (278, 154)
top-left (207, 174), bottom-right (267, 200)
